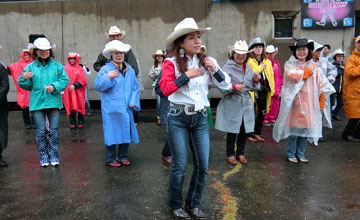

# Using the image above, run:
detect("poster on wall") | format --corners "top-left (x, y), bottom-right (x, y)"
top-left (301, 0), bottom-right (354, 29)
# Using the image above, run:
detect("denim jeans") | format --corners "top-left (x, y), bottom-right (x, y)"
top-left (105, 144), bottom-right (130, 163)
top-left (330, 92), bottom-right (343, 117)
top-left (156, 94), bottom-right (161, 119)
top-left (166, 106), bottom-right (209, 209)
top-left (32, 109), bottom-right (60, 164)
top-left (285, 135), bottom-right (307, 159)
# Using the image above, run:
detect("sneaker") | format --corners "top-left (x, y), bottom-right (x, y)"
top-left (171, 208), bottom-right (190, 219)
top-left (106, 161), bottom-right (121, 167)
top-left (298, 158), bottom-right (309, 163)
top-left (41, 162), bottom-right (49, 167)
top-left (162, 156), bottom-right (173, 165)
top-left (287, 158), bottom-right (298, 163)
top-left (51, 162), bottom-right (59, 166)
top-left (119, 160), bottom-right (131, 166)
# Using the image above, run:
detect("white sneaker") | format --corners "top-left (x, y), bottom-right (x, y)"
top-left (41, 162), bottom-right (49, 167)
top-left (51, 162), bottom-right (59, 166)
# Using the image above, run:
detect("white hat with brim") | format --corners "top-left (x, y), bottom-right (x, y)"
top-left (165, 18), bottom-right (211, 50)
top-left (106, 26), bottom-right (126, 40)
top-left (228, 40), bottom-right (251, 56)
top-left (152, 49), bottom-right (165, 59)
top-left (102, 40), bottom-right (130, 59)
top-left (332, 48), bottom-right (345, 60)
top-left (265, 45), bottom-right (277, 53)
top-left (29, 38), bottom-right (56, 53)
top-left (308, 40), bottom-right (324, 52)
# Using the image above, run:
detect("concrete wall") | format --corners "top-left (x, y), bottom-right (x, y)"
top-left (1, 0), bottom-right (359, 102)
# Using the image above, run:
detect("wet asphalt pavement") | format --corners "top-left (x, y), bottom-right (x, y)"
top-left (0, 109), bottom-right (359, 220)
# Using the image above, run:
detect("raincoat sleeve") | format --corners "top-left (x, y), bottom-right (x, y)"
top-left (18, 65), bottom-right (33, 91)
top-left (74, 69), bottom-right (87, 88)
top-left (51, 65), bottom-right (70, 93)
top-left (208, 57), bottom-right (232, 91)
top-left (94, 68), bottom-right (116, 92)
top-left (326, 60), bottom-right (337, 82)
top-left (130, 73), bottom-right (140, 112)
top-left (344, 55), bottom-right (360, 80)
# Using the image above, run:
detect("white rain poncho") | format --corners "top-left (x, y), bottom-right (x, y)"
top-left (273, 58), bottom-right (335, 145)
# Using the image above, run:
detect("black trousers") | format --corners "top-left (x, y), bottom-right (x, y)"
top-left (70, 111), bottom-right (85, 126)
top-left (343, 118), bottom-right (360, 137)
top-left (0, 106), bottom-right (8, 159)
top-left (254, 90), bottom-right (268, 135)
top-left (226, 120), bottom-right (247, 157)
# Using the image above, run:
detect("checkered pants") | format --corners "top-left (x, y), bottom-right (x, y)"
top-left (36, 128), bottom-right (59, 164)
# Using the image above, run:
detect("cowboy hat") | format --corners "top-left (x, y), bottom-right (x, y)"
top-left (106, 26), bottom-right (126, 40)
top-left (332, 48), bottom-right (345, 60)
top-left (265, 45), bottom-right (278, 53)
top-left (28, 38), bottom-right (56, 53)
top-left (102, 40), bottom-right (130, 59)
top-left (289, 38), bottom-right (314, 52)
top-left (228, 40), bottom-right (251, 56)
top-left (165, 17), bottom-right (211, 49)
top-left (152, 49), bottom-right (166, 59)
top-left (248, 37), bottom-right (266, 50)
top-left (308, 39), bottom-right (324, 52)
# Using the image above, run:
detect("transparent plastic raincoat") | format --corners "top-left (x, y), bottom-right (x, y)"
top-left (273, 58), bottom-right (335, 145)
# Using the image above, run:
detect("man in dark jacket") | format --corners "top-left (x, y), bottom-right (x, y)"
top-left (0, 62), bottom-right (10, 166)
top-left (93, 26), bottom-right (139, 75)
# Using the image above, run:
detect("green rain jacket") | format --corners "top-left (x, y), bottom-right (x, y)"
top-left (18, 58), bottom-right (69, 111)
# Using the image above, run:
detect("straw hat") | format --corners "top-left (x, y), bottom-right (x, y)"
top-left (228, 40), bottom-right (250, 56)
top-left (152, 49), bottom-right (165, 59)
top-left (265, 45), bottom-right (278, 53)
top-left (102, 40), bottom-right (130, 59)
top-left (332, 48), bottom-right (345, 60)
top-left (248, 37), bottom-right (266, 50)
top-left (165, 17), bottom-right (211, 49)
top-left (289, 38), bottom-right (314, 52)
top-left (106, 26), bottom-right (126, 40)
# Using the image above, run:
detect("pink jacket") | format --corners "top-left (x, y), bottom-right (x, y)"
top-left (267, 57), bottom-right (283, 95)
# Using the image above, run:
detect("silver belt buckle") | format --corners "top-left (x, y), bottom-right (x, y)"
top-left (184, 105), bottom-right (196, 115)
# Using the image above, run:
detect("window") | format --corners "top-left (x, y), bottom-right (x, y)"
top-left (272, 11), bottom-right (299, 39)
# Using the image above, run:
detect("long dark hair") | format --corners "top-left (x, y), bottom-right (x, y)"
top-left (32, 49), bottom-right (54, 63)
top-left (171, 34), bottom-right (207, 74)
top-left (153, 55), bottom-right (164, 68)
top-left (248, 45), bottom-right (266, 61)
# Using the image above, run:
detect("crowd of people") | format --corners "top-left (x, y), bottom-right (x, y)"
top-left (0, 17), bottom-right (360, 219)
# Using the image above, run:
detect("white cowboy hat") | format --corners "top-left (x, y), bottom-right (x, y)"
top-left (308, 40), bottom-right (323, 52)
top-left (165, 17), bottom-right (211, 49)
top-left (228, 40), bottom-right (250, 56)
top-left (102, 40), bottom-right (130, 59)
top-left (152, 49), bottom-right (165, 59)
top-left (106, 26), bottom-right (126, 40)
top-left (28, 38), bottom-right (56, 53)
top-left (248, 37), bottom-right (266, 50)
top-left (265, 45), bottom-right (278, 53)
top-left (332, 48), bottom-right (345, 60)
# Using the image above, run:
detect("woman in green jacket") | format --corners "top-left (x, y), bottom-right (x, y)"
top-left (18, 38), bottom-right (69, 167)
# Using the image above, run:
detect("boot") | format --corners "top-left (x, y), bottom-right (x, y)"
top-left (36, 128), bottom-right (49, 165)
top-left (48, 128), bottom-right (59, 164)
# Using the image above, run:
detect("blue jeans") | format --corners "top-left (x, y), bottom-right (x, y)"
top-left (156, 94), bottom-right (161, 119)
top-left (285, 135), bottom-right (307, 159)
top-left (32, 109), bottom-right (60, 164)
top-left (166, 106), bottom-right (209, 209)
top-left (105, 144), bottom-right (130, 163)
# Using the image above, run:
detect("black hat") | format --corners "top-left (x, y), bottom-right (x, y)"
top-left (289, 38), bottom-right (314, 52)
